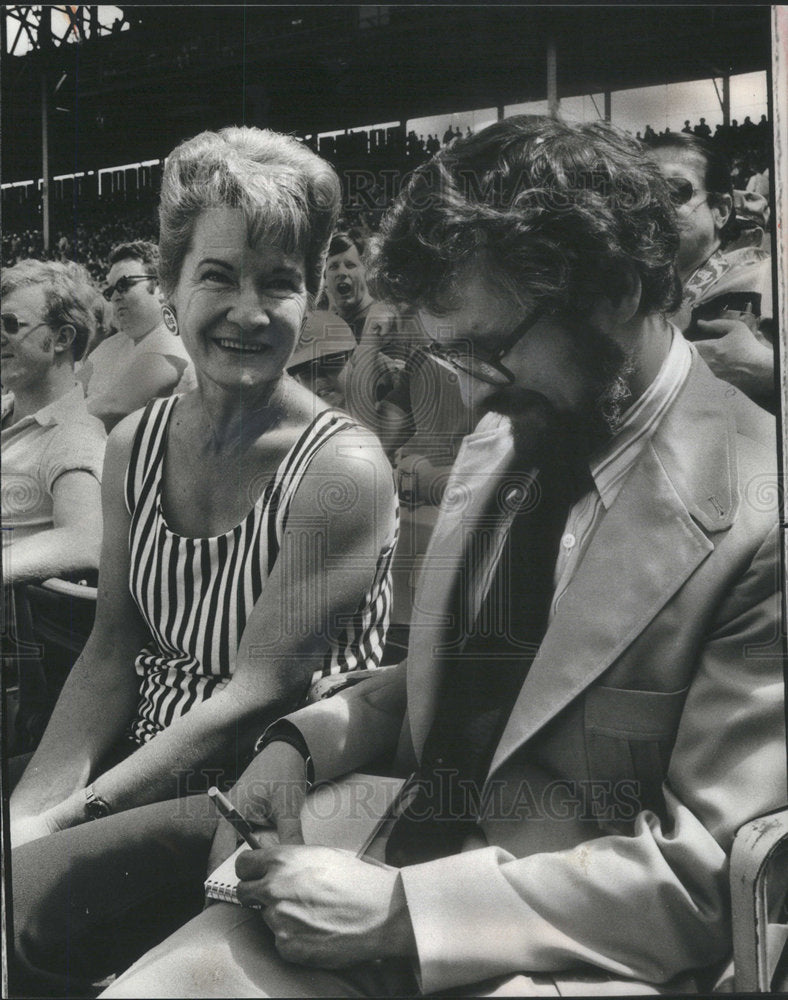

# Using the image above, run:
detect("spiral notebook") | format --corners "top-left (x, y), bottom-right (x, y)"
top-left (204, 772), bottom-right (407, 904)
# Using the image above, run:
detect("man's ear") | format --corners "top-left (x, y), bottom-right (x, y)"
top-left (710, 193), bottom-right (733, 235)
top-left (54, 324), bottom-right (76, 354)
top-left (591, 265), bottom-right (642, 329)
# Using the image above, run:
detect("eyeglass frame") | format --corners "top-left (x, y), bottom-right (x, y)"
top-left (421, 308), bottom-right (544, 386)
top-left (102, 274), bottom-right (157, 301)
top-left (664, 175), bottom-right (710, 209)
top-left (0, 314), bottom-right (51, 340)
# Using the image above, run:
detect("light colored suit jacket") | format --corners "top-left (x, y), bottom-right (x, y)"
top-left (276, 352), bottom-right (786, 994)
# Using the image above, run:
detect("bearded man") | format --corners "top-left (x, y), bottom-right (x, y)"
top-left (20, 116), bottom-right (786, 1000)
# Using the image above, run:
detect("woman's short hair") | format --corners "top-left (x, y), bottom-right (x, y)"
top-left (158, 127), bottom-right (341, 303)
top-left (369, 115), bottom-right (682, 318)
top-left (644, 132), bottom-right (739, 247)
top-left (1, 258), bottom-right (98, 362)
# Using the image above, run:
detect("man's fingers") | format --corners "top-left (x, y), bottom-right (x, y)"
top-left (695, 318), bottom-right (750, 337)
top-left (235, 843), bottom-right (280, 880)
top-left (236, 877), bottom-right (274, 910)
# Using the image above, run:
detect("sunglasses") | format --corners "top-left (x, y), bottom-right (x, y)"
top-left (0, 314), bottom-right (50, 339)
top-left (423, 309), bottom-right (543, 386)
top-left (665, 176), bottom-right (705, 208)
top-left (102, 274), bottom-right (156, 301)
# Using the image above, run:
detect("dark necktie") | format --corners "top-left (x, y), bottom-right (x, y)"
top-left (386, 463), bottom-right (592, 867)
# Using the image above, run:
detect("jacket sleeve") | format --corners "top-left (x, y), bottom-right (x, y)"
top-left (400, 525), bottom-right (787, 994)
top-left (259, 661), bottom-right (408, 783)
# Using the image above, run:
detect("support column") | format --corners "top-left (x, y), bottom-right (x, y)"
top-left (497, 104), bottom-right (505, 122)
top-left (547, 37), bottom-right (559, 118)
top-left (722, 74), bottom-right (730, 127)
top-left (41, 69), bottom-right (53, 250)
top-left (771, 6), bottom-right (788, 524)
top-left (39, 6), bottom-right (53, 251)
top-left (604, 90), bottom-right (612, 123)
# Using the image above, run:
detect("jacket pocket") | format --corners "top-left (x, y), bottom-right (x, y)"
top-left (584, 686), bottom-right (689, 824)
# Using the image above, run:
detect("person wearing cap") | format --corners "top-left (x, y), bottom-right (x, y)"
top-left (287, 310), bottom-right (357, 410)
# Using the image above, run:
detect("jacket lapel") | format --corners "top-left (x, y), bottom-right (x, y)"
top-left (486, 355), bottom-right (738, 781)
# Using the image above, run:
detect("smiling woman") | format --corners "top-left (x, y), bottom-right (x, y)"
top-left (9, 127), bottom-right (399, 996)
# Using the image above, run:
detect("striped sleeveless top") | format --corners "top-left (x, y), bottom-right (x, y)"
top-left (124, 396), bottom-right (397, 745)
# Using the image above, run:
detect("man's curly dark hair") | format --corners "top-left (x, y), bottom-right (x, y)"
top-left (368, 115), bottom-right (682, 319)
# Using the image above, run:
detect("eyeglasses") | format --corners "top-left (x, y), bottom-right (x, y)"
top-left (0, 314), bottom-right (50, 339)
top-left (665, 176), bottom-right (705, 208)
top-left (422, 309), bottom-right (543, 386)
top-left (102, 274), bottom-right (156, 301)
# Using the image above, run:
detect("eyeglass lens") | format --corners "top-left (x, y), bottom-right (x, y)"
top-left (1, 314), bottom-right (20, 335)
top-left (102, 275), bottom-right (154, 301)
top-left (666, 177), bottom-right (695, 206)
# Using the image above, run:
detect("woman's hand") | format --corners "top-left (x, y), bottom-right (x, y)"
top-left (10, 810), bottom-right (61, 849)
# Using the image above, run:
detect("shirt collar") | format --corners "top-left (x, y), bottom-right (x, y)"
top-left (589, 326), bottom-right (692, 510)
top-left (2, 384), bottom-right (86, 430)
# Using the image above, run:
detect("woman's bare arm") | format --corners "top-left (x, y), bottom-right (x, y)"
top-left (10, 413), bottom-right (151, 821)
top-left (39, 426), bottom-right (398, 825)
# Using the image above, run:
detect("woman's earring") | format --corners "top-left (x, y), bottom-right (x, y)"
top-left (161, 305), bottom-right (179, 335)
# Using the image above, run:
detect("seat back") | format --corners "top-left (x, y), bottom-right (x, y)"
top-left (731, 807), bottom-right (788, 991)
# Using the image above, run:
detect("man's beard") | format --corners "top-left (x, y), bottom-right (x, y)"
top-left (480, 321), bottom-right (635, 480)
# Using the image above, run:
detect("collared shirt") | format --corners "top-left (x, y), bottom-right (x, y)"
top-left (1, 385), bottom-right (107, 544)
top-left (550, 327), bottom-right (692, 619)
top-left (80, 322), bottom-right (197, 398)
top-left (672, 246), bottom-right (774, 332)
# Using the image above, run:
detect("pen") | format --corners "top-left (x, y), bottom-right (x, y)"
top-left (208, 787), bottom-right (263, 850)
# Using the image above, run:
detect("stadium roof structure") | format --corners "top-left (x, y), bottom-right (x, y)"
top-left (1, 4), bottom-right (772, 184)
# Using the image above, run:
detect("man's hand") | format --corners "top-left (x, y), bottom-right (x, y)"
top-left (694, 317), bottom-right (774, 398)
top-left (235, 844), bottom-right (417, 968)
top-left (206, 741), bottom-right (308, 876)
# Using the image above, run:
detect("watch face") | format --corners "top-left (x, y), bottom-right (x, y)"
top-left (85, 790), bottom-right (110, 819)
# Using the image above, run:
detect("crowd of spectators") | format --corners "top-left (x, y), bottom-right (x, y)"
top-left (2, 112), bottom-right (773, 283)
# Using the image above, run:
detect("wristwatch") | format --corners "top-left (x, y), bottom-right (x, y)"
top-left (84, 784), bottom-right (111, 821)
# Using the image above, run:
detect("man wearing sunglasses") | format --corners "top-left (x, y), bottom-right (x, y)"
top-left (81, 241), bottom-right (195, 431)
top-left (98, 116), bottom-right (783, 999)
top-left (646, 133), bottom-right (775, 412)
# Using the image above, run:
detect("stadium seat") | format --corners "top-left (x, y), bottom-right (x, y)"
top-left (731, 806), bottom-right (788, 992)
top-left (9, 576), bottom-right (97, 753)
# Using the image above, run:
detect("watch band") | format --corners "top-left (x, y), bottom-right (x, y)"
top-left (84, 784), bottom-right (111, 820)
top-left (254, 722), bottom-right (314, 789)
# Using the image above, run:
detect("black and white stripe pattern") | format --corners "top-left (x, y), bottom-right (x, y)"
top-left (124, 397), bottom-right (396, 745)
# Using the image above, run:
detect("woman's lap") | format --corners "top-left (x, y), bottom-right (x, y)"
top-left (11, 794), bottom-right (219, 997)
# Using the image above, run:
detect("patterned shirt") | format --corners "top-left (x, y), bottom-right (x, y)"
top-left (1, 385), bottom-right (107, 546)
top-left (124, 396), bottom-right (397, 744)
